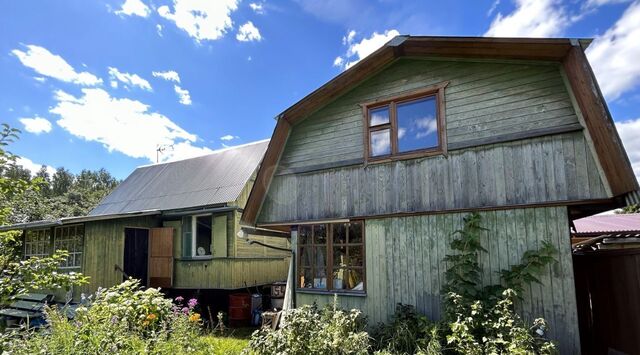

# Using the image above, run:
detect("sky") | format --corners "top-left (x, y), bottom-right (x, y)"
top-left (1, 0), bottom-right (640, 181)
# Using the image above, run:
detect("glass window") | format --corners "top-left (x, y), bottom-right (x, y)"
top-left (53, 225), bottom-right (84, 268)
top-left (297, 221), bottom-right (365, 293)
top-left (24, 229), bottom-right (51, 259)
top-left (365, 86), bottom-right (445, 160)
top-left (193, 215), bottom-right (212, 256)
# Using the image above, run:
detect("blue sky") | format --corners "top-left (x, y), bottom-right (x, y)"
top-left (1, 0), bottom-right (639, 180)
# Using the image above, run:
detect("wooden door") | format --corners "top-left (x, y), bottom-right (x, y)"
top-left (123, 228), bottom-right (149, 286)
top-left (148, 227), bottom-right (174, 288)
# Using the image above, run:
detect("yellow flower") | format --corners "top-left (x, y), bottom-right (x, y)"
top-left (146, 313), bottom-right (157, 321)
top-left (142, 320), bottom-right (150, 327)
top-left (189, 313), bottom-right (201, 322)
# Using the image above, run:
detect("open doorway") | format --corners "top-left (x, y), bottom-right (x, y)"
top-left (123, 228), bottom-right (149, 286)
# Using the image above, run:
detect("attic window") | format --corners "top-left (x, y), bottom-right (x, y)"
top-left (363, 82), bottom-right (448, 162)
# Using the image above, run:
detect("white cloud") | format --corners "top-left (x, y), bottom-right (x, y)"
top-left (33, 77), bottom-right (46, 83)
top-left (15, 156), bottom-right (56, 177)
top-left (158, 0), bottom-right (239, 42)
top-left (108, 67), bottom-right (152, 91)
top-left (157, 24), bottom-right (164, 37)
top-left (115, 0), bottom-right (150, 17)
top-left (50, 88), bottom-right (210, 162)
top-left (236, 21), bottom-right (262, 42)
top-left (19, 116), bottom-right (52, 134)
top-left (11, 45), bottom-right (102, 86)
top-left (152, 70), bottom-right (181, 83)
top-left (484, 0), bottom-right (569, 37)
top-left (174, 85), bottom-right (192, 105)
top-left (616, 118), bottom-right (640, 183)
top-left (335, 29), bottom-right (399, 70)
top-left (249, 2), bottom-right (264, 14)
top-left (220, 134), bottom-right (239, 141)
top-left (587, 1), bottom-right (640, 101)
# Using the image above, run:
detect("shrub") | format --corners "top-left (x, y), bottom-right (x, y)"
top-left (3, 279), bottom-right (208, 354)
top-left (370, 304), bottom-right (439, 355)
top-left (246, 298), bottom-right (370, 355)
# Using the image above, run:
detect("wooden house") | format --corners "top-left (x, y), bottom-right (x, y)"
top-left (3, 140), bottom-right (290, 302)
top-left (239, 36), bottom-right (640, 354)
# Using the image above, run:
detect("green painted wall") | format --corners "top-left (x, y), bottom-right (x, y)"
top-left (278, 58), bottom-right (580, 173)
top-left (260, 131), bottom-right (606, 223)
top-left (295, 207), bottom-right (580, 354)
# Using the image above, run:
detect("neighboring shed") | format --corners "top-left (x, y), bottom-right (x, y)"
top-left (2, 140), bottom-right (291, 307)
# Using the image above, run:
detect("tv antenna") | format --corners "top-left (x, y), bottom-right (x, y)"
top-left (156, 144), bottom-right (174, 163)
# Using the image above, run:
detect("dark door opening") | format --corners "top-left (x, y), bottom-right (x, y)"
top-left (124, 228), bottom-right (149, 287)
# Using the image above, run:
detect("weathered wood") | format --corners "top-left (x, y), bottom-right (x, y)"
top-left (295, 207), bottom-right (580, 354)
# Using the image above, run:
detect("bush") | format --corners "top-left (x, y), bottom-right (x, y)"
top-left (3, 279), bottom-right (209, 354)
top-left (246, 298), bottom-right (370, 355)
top-left (370, 304), bottom-right (440, 355)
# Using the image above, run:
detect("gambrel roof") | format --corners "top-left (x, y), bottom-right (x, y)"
top-left (241, 36), bottom-right (638, 226)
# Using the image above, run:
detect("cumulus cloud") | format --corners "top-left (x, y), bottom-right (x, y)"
top-left (108, 67), bottom-right (152, 91)
top-left (153, 70), bottom-right (181, 83)
top-left (484, 0), bottom-right (569, 37)
top-left (616, 118), bottom-right (640, 182)
top-left (11, 45), bottom-right (102, 86)
top-left (173, 85), bottom-right (192, 105)
top-left (587, 1), bottom-right (640, 101)
top-left (50, 88), bottom-right (210, 162)
top-left (220, 134), bottom-right (239, 141)
top-left (249, 2), bottom-right (264, 14)
top-left (334, 29), bottom-right (399, 70)
top-left (15, 156), bottom-right (56, 177)
top-left (19, 116), bottom-right (52, 134)
top-left (236, 21), bottom-right (262, 42)
top-left (115, 0), bottom-right (150, 17)
top-left (158, 0), bottom-right (239, 42)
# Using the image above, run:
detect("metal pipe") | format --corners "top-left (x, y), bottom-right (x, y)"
top-left (161, 206), bottom-right (241, 218)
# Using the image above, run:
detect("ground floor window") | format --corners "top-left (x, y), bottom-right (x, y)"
top-left (297, 221), bottom-right (365, 293)
top-left (54, 225), bottom-right (84, 268)
top-left (24, 229), bottom-right (51, 259)
top-left (193, 214), bottom-right (212, 257)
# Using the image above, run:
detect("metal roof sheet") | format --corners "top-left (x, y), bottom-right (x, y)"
top-left (89, 140), bottom-right (269, 216)
top-left (573, 213), bottom-right (640, 234)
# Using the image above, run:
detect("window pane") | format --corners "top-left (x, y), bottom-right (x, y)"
top-left (397, 96), bottom-right (439, 153)
top-left (369, 106), bottom-right (390, 126)
top-left (370, 129), bottom-right (391, 157)
top-left (332, 223), bottom-right (347, 245)
top-left (298, 225), bottom-right (311, 245)
top-left (314, 268), bottom-right (327, 289)
top-left (333, 268), bottom-right (347, 290)
top-left (346, 268), bottom-right (365, 291)
top-left (333, 246), bottom-right (347, 267)
top-left (313, 245), bottom-right (327, 271)
top-left (299, 268), bottom-right (313, 288)
top-left (348, 222), bottom-right (363, 244)
top-left (299, 245), bottom-right (314, 267)
top-left (195, 215), bottom-right (212, 256)
top-left (348, 246), bottom-right (364, 267)
top-left (313, 225), bottom-right (326, 245)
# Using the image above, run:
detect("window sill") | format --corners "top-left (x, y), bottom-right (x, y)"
top-left (366, 148), bottom-right (446, 166)
top-left (296, 289), bottom-right (367, 297)
top-left (177, 256), bottom-right (214, 261)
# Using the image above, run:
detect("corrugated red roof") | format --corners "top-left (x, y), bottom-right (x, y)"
top-left (573, 213), bottom-right (640, 234)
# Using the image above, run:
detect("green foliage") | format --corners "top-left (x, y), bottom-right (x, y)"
top-left (371, 304), bottom-right (440, 355)
top-left (498, 241), bottom-right (557, 297)
top-left (0, 124), bottom-right (88, 304)
top-left (616, 204), bottom-right (640, 214)
top-left (246, 298), bottom-right (370, 355)
top-left (2, 280), bottom-right (218, 354)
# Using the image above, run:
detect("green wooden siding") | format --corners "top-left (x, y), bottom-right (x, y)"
top-left (296, 207), bottom-right (580, 354)
top-left (260, 131), bottom-right (606, 223)
top-left (278, 58), bottom-right (580, 173)
top-left (173, 257), bottom-right (289, 289)
top-left (80, 215), bottom-right (160, 295)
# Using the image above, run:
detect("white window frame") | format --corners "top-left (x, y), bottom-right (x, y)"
top-left (191, 214), bottom-right (212, 258)
top-left (24, 229), bottom-right (51, 259)
top-left (54, 225), bottom-right (84, 269)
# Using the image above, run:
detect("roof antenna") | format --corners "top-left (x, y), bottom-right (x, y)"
top-left (156, 144), bottom-right (174, 163)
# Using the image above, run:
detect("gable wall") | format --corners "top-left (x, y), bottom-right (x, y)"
top-left (278, 58), bottom-right (581, 174)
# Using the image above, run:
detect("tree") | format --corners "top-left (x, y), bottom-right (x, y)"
top-left (51, 167), bottom-right (73, 196)
top-left (0, 123), bottom-right (87, 304)
top-left (615, 204), bottom-right (640, 214)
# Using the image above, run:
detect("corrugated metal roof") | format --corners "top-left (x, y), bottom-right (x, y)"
top-left (89, 140), bottom-right (269, 216)
top-left (573, 213), bottom-right (640, 234)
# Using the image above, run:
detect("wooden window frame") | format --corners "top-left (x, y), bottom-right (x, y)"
top-left (191, 214), bottom-right (213, 258)
top-left (296, 221), bottom-right (366, 295)
top-left (53, 224), bottom-right (84, 269)
top-left (24, 228), bottom-right (52, 259)
top-left (362, 81), bottom-right (449, 165)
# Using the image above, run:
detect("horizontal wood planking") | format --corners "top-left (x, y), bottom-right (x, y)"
top-left (296, 207), bottom-right (580, 354)
top-left (173, 257), bottom-right (289, 289)
top-left (277, 59), bottom-right (579, 173)
top-left (259, 131), bottom-right (606, 224)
